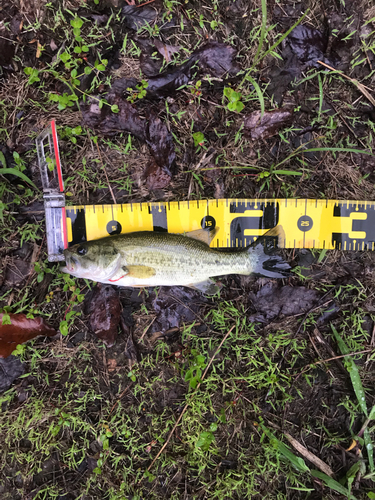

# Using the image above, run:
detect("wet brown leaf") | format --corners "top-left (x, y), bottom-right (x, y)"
top-left (0, 356), bottom-right (25, 392)
top-left (121, 319), bottom-right (139, 370)
top-left (150, 287), bottom-right (207, 335)
top-left (249, 284), bottom-right (320, 322)
top-left (137, 38), bottom-right (181, 77)
top-left (145, 113), bottom-right (175, 176)
top-left (87, 285), bottom-right (122, 347)
top-left (0, 313), bottom-right (57, 358)
top-left (144, 161), bottom-right (172, 190)
top-left (244, 109), bottom-right (293, 140)
top-left (82, 96), bottom-right (175, 181)
top-left (146, 41), bottom-right (240, 98)
top-left (154, 39), bottom-right (181, 63)
top-left (267, 24), bottom-right (330, 104)
top-left (82, 96), bottom-right (146, 139)
top-left (287, 25), bottom-right (327, 66)
top-left (122, 5), bottom-right (158, 30)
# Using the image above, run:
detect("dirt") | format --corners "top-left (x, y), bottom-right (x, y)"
top-left (0, 0), bottom-right (375, 499)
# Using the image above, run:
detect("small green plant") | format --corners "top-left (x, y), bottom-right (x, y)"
top-left (49, 92), bottom-right (79, 111)
top-left (34, 260), bottom-right (53, 284)
top-left (58, 274), bottom-right (85, 335)
top-left (189, 80), bottom-right (202, 102)
top-left (223, 87), bottom-right (244, 113)
top-left (192, 131), bottom-right (205, 147)
top-left (196, 422), bottom-right (217, 451)
top-left (70, 16), bottom-right (89, 53)
top-left (24, 67), bottom-right (41, 85)
top-left (127, 80), bottom-right (149, 103)
top-left (184, 349), bottom-right (206, 389)
top-left (59, 125), bottom-right (83, 144)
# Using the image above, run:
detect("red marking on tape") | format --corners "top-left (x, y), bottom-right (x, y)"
top-left (51, 120), bottom-right (64, 193)
top-left (62, 206), bottom-right (68, 249)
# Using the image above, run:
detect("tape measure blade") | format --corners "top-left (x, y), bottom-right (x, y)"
top-left (62, 199), bottom-right (375, 251)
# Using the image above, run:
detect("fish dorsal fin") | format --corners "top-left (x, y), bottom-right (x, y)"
top-left (184, 227), bottom-right (219, 245)
top-left (250, 225), bottom-right (286, 250)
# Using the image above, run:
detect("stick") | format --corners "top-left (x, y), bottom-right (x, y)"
top-left (147, 325), bottom-right (235, 472)
top-left (96, 142), bottom-right (117, 204)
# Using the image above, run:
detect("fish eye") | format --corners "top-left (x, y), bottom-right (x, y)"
top-left (77, 245), bottom-right (87, 256)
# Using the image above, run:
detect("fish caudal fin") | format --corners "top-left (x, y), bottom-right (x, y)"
top-left (249, 225), bottom-right (291, 278)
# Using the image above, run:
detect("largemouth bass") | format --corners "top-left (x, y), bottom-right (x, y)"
top-left (61, 227), bottom-right (290, 294)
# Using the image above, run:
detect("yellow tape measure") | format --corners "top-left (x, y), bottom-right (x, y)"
top-left (65, 199), bottom-right (375, 251)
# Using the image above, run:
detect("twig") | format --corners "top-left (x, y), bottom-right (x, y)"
top-left (109, 383), bottom-right (133, 416)
top-left (317, 60), bottom-right (375, 108)
top-left (284, 432), bottom-right (335, 477)
top-left (147, 325), bottom-right (235, 472)
top-left (297, 348), bottom-right (373, 376)
top-left (95, 142), bottom-right (117, 204)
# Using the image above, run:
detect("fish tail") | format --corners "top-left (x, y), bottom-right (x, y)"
top-left (248, 225), bottom-right (291, 278)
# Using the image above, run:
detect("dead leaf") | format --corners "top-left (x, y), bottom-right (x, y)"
top-left (287, 25), bottom-right (328, 67)
top-left (86, 285), bottom-right (122, 347)
top-left (150, 287), bottom-right (207, 335)
top-left (145, 112), bottom-right (175, 176)
top-left (125, 332), bottom-right (139, 369)
top-left (146, 41), bottom-right (240, 98)
top-left (154, 39), bottom-right (181, 63)
top-left (143, 161), bottom-right (171, 190)
top-left (244, 109), bottom-right (293, 140)
top-left (107, 358), bottom-right (118, 372)
top-left (36, 41), bottom-right (42, 58)
top-left (0, 355), bottom-right (25, 392)
top-left (267, 24), bottom-right (330, 104)
top-left (249, 284), bottom-right (320, 322)
top-left (82, 95), bottom-right (146, 139)
top-left (0, 313), bottom-right (57, 358)
top-left (82, 95), bottom-right (175, 181)
top-left (0, 38), bottom-right (15, 67)
top-left (122, 5), bottom-right (158, 31)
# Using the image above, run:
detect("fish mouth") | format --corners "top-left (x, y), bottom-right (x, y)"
top-left (62, 253), bottom-right (75, 273)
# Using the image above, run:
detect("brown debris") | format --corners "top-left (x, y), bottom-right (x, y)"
top-left (0, 313), bottom-right (57, 358)
top-left (87, 285), bottom-right (122, 347)
top-left (244, 109), bottom-right (293, 140)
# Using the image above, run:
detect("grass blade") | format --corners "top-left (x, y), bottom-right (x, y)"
top-left (311, 470), bottom-right (357, 499)
top-left (331, 324), bottom-right (368, 416)
top-left (275, 146), bottom-right (374, 170)
top-left (364, 428), bottom-right (374, 473)
top-left (246, 75), bottom-right (265, 117)
top-left (253, 0), bottom-right (268, 66)
top-left (261, 425), bottom-right (309, 473)
top-left (272, 169), bottom-right (303, 176)
top-left (0, 151), bottom-right (6, 168)
top-left (0, 168), bottom-right (39, 191)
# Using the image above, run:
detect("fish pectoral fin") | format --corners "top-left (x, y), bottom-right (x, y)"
top-left (126, 265), bottom-right (156, 279)
top-left (184, 227), bottom-right (219, 245)
top-left (108, 266), bottom-right (130, 283)
top-left (187, 279), bottom-right (221, 296)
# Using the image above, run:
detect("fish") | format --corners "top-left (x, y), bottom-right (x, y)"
top-left (61, 226), bottom-right (290, 294)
